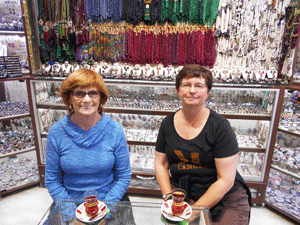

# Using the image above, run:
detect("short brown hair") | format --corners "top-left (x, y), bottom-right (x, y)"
top-left (175, 65), bottom-right (213, 91)
top-left (59, 68), bottom-right (109, 114)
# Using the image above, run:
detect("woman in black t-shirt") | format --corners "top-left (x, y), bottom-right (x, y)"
top-left (155, 64), bottom-right (251, 225)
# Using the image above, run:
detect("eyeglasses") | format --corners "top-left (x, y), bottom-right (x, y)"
top-left (71, 90), bottom-right (102, 99)
top-left (180, 83), bottom-right (207, 91)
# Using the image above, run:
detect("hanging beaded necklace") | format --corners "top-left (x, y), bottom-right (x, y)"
top-left (146, 30), bottom-right (155, 64)
top-left (132, 29), bottom-right (139, 64)
top-left (154, 31), bottom-right (162, 63)
top-left (171, 0), bottom-right (180, 25)
top-left (189, 0), bottom-right (199, 24)
top-left (171, 30), bottom-right (177, 65)
top-left (178, 29), bottom-right (186, 65)
top-left (196, 29), bottom-right (204, 65)
top-left (160, 0), bottom-right (170, 23)
top-left (139, 30), bottom-right (147, 64)
top-left (144, 0), bottom-right (152, 21)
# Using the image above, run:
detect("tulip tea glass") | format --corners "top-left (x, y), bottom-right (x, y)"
top-left (83, 189), bottom-right (99, 218)
top-left (171, 188), bottom-right (187, 216)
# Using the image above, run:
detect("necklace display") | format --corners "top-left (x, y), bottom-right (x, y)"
top-left (51, 63), bottom-right (61, 77)
top-left (100, 63), bottom-right (111, 78)
top-left (213, 0), bottom-right (297, 84)
top-left (81, 61), bottom-right (91, 69)
top-left (38, 22), bottom-right (217, 76)
top-left (163, 65), bottom-right (175, 81)
top-left (154, 64), bottom-right (164, 80)
top-left (122, 63), bottom-right (132, 78)
top-left (142, 64), bottom-right (153, 80)
top-left (110, 63), bottom-right (122, 78)
top-left (91, 62), bottom-right (101, 74)
top-left (42, 63), bottom-right (52, 76)
top-left (73, 63), bottom-right (80, 72)
top-left (35, 0), bottom-right (300, 86)
top-left (132, 64), bottom-right (143, 79)
top-left (0, 0), bottom-right (23, 31)
top-left (61, 61), bottom-right (72, 77)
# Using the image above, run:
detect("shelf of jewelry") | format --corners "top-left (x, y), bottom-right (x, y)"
top-left (37, 62), bottom-right (181, 83)
top-left (0, 113), bottom-right (31, 121)
top-left (264, 86), bottom-right (300, 223)
top-left (128, 144), bottom-right (160, 191)
top-left (272, 130), bottom-right (300, 179)
top-left (0, 116), bottom-right (36, 159)
top-left (278, 89), bottom-right (300, 136)
top-left (0, 77), bottom-right (40, 195)
top-left (0, 34), bottom-right (30, 73)
top-left (265, 168), bottom-right (300, 223)
top-left (30, 80), bottom-right (280, 159)
top-left (0, 152), bottom-right (40, 193)
top-left (0, 118), bottom-right (39, 193)
top-left (237, 152), bottom-right (265, 182)
top-left (35, 60), bottom-right (292, 87)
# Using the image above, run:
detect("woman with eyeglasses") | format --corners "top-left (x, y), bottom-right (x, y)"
top-left (154, 64), bottom-right (251, 225)
top-left (45, 68), bottom-right (134, 224)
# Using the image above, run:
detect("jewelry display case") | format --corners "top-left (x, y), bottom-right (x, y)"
top-left (30, 78), bottom-right (281, 204)
top-left (0, 78), bottom-right (40, 198)
top-left (0, 0), bottom-right (30, 75)
top-left (265, 87), bottom-right (300, 223)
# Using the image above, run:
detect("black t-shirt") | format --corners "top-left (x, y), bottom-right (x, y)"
top-left (156, 109), bottom-right (239, 179)
top-left (156, 109), bottom-right (251, 216)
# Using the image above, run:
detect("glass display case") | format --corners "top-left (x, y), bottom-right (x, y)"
top-left (0, 0), bottom-right (30, 74)
top-left (265, 87), bottom-right (300, 223)
top-left (0, 78), bottom-right (39, 197)
top-left (30, 78), bottom-right (281, 204)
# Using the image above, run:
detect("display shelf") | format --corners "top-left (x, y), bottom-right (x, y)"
top-left (265, 201), bottom-right (300, 224)
top-left (35, 103), bottom-right (272, 120)
top-left (0, 113), bottom-right (31, 121)
top-left (278, 127), bottom-right (300, 137)
top-left (1, 181), bottom-right (40, 196)
top-left (39, 132), bottom-right (268, 153)
top-left (0, 78), bottom-right (41, 195)
top-left (265, 91), bottom-right (300, 225)
top-left (239, 148), bottom-right (265, 153)
top-left (0, 77), bottom-right (29, 81)
top-left (128, 172), bottom-right (161, 195)
top-left (0, 150), bottom-right (40, 194)
top-left (0, 31), bottom-right (25, 36)
top-left (0, 146), bottom-right (35, 159)
top-left (271, 165), bottom-right (300, 180)
top-left (265, 167), bottom-right (300, 224)
top-left (1, 179), bottom-right (40, 193)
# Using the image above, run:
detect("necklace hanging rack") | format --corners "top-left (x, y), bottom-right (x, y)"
top-left (214, 0), bottom-right (291, 83)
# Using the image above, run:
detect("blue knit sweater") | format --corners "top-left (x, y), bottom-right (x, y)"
top-left (45, 114), bottom-right (131, 220)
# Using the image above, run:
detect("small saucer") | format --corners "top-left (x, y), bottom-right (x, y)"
top-left (76, 200), bottom-right (108, 223)
top-left (161, 200), bottom-right (192, 222)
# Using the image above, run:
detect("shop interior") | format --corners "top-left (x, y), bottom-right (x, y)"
top-left (1, 0), bottom-right (300, 224)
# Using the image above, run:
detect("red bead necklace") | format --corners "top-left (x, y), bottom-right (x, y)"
top-left (178, 31), bottom-right (186, 66)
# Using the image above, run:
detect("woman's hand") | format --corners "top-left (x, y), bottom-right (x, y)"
top-left (187, 199), bottom-right (200, 223)
top-left (188, 211), bottom-right (200, 223)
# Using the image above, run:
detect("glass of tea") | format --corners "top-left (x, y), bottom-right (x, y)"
top-left (171, 188), bottom-right (186, 216)
top-left (83, 189), bottom-right (99, 218)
